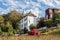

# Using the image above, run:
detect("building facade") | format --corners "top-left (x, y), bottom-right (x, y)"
top-left (45, 8), bottom-right (60, 19)
top-left (20, 11), bottom-right (39, 31)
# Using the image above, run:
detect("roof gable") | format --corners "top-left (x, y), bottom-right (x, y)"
top-left (20, 11), bottom-right (36, 20)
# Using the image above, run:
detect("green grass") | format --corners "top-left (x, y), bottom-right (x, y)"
top-left (49, 28), bottom-right (60, 36)
top-left (41, 28), bottom-right (60, 36)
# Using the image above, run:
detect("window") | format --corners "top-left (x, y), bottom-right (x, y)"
top-left (20, 20), bottom-right (23, 23)
top-left (29, 20), bottom-right (30, 23)
top-left (21, 24), bottom-right (23, 27)
top-left (20, 24), bottom-right (24, 29)
top-left (24, 17), bottom-right (27, 21)
top-left (24, 22), bottom-right (27, 27)
top-left (21, 20), bottom-right (23, 23)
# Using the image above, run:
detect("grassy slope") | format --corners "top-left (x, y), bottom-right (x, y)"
top-left (0, 34), bottom-right (60, 40)
top-left (42, 28), bottom-right (60, 36)
top-left (0, 28), bottom-right (60, 40)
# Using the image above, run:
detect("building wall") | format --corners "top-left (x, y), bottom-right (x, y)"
top-left (27, 16), bottom-right (35, 31)
top-left (49, 9), bottom-right (53, 18)
top-left (27, 16), bottom-right (34, 26)
top-left (45, 8), bottom-right (53, 19)
top-left (20, 16), bottom-right (28, 29)
top-left (45, 8), bottom-right (60, 19)
top-left (20, 16), bottom-right (36, 31)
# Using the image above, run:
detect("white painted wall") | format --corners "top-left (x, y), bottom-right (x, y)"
top-left (20, 16), bottom-right (28, 29)
top-left (20, 16), bottom-right (37, 31)
top-left (27, 16), bottom-right (34, 27)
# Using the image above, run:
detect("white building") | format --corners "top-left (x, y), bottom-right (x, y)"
top-left (20, 11), bottom-right (40, 31)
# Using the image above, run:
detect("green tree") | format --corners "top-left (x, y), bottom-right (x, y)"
top-left (2, 10), bottom-right (23, 31)
top-left (24, 27), bottom-right (28, 34)
top-left (4, 10), bottom-right (23, 29)
top-left (44, 19), bottom-right (53, 28)
top-left (30, 24), bottom-right (35, 29)
top-left (0, 27), bottom-right (2, 35)
top-left (0, 15), bottom-right (4, 22)
top-left (6, 21), bottom-right (14, 36)
top-left (0, 15), bottom-right (4, 27)
top-left (53, 11), bottom-right (60, 26)
top-left (7, 10), bottom-right (23, 22)
top-left (37, 20), bottom-right (46, 28)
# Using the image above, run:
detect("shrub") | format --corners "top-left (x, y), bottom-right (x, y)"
top-left (0, 27), bottom-right (2, 35)
top-left (41, 30), bottom-right (48, 33)
top-left (8, 27), bottom-right (14, 36)
top-left (24, 27), bottom-right (28, 34)
top-left (49, 28), bottom-right (60, 35)
top-left (8, 31), bottom-right (14, 36)
top-left (30, 24), bottom-right (36, 29)
top-left (13, 29), bottom-right (20, 35)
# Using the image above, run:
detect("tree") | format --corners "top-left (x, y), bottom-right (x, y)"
top-left (24, 27), bottom-right (28, 34)
top-left (0, 15), bottom-right (5, 28)
top-left (0, 15), bottom-right (4, 22)
top-left (44, 19), bottom-right (53, 28)
top-left (37, 20), bottom-right (46, 28)
top-left (3, 10), bottom-right (23, 30)
top-left (6, 21), bottom-right (14, 35)
top-left (52, 11), bottom-right (60, 26)
top-left (7, 10), bottom-right (23, 29)
top-left (0, 27), bottom-right (2, 35)
top-left (7, 10), bottom-right (23, 22)
top-left (30, 24), bottom-right (36, 29)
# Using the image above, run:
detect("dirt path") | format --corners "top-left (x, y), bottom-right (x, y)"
top-left (0, 35), bottom-right (60, 40)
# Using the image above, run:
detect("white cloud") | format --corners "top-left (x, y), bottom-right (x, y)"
top-left (0, 0), bottom-right (41, 14)
top-left (26, 8), bottom-right (40, 17)
top-left (37, 0), bottom-right (60, 7)
top-left (38, 0), bottom-right (55, 7)
top-left (0, 0), bottom-right (60, 17)
top-left (54, 0), bottom-right (60, 6)
top-left (26, 2), bottom-right (30, 5)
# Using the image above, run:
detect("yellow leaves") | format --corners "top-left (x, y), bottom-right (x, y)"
top-left (7, 10), bottom-right (23, 22)
top-left (0, 15), bottom-right (4, 23)
top-left (0, 16), bottom-right (4, 27)
top-left (6, 21), bottom-right (12, 28)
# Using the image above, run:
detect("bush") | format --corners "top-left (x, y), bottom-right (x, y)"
top-left (0, 27), bottom-right (2, 35)
top-left (30, 24), bottom-right (36, 29)
top-left (8, 31), bottom-right (14, 36)
top-left (1, 27), bottom-right (8, 32)
top-left (37, 20), bottom-right (46, 29)
top-left (8, 27), bottom-right (14, 36)
top-left (13, 29), bottom-right (20, 35)
top-left (24, 27), bottom-right (28, 34)
top-left (2, 32), bottom-right (8, 36)
top-left (49, 28), bottom-right (60, 35)
top-left (41, 30), bottom-right (48, 33)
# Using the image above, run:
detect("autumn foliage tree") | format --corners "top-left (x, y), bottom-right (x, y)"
top-left (0, 10), bottom-right (23, 35)
top-left (6, 10), bottom-right (23, 29)
top-left (3, 10), bottom-right (23, 29)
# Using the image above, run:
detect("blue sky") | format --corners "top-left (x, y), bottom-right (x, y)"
top-left (0, 0), bottom-right (60, 17)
